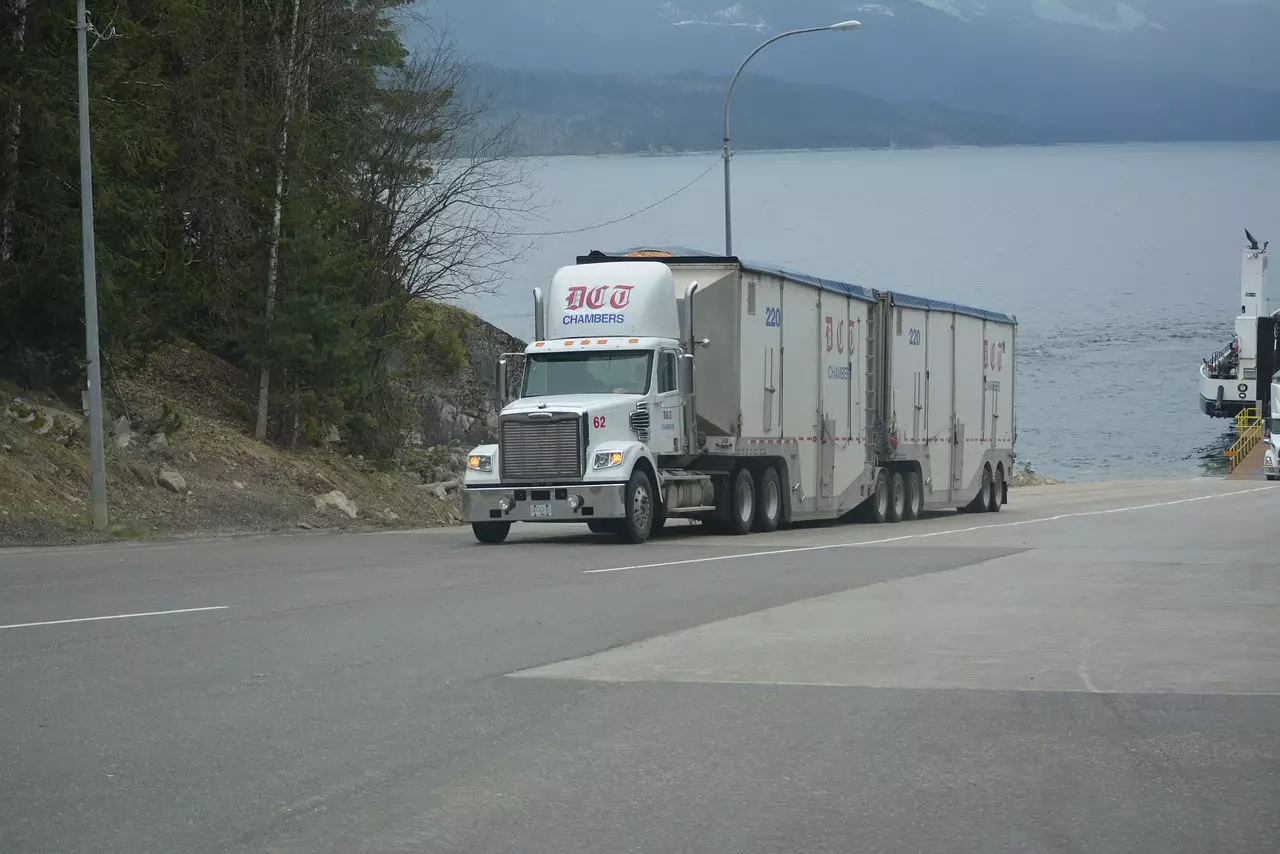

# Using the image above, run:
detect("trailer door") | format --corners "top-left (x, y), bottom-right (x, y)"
top-left (986, 324), bottom-right (1012, 448)
top-left (926, 310), bottom-right (954, 501)
top-left (779, 276), bottom-right (820, 508)
top-left (983, 325), bottom-right (1010, 446)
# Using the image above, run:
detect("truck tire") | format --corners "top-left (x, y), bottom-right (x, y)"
top-left (866, 470), bottom-right (890, 524)
top-left (987, 466), bottom-right (1003, 513)
top-left (472, 521), bottom-right (511, 544)
top-left (753, 466), bottom-right (782, 533)
top-left (903, 470), bottom-right (923, 521)
top-left (887, 471), bottom-right (906, 523)
top-left (965, 466), bottom-right (992, 513)
top-left (729, 468), bottom-right (756, 535)
top-left (620, 469), bottom-right (656, 544)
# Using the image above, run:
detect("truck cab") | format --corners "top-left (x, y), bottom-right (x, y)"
top-left (462, 261), bottom-right (697, 543)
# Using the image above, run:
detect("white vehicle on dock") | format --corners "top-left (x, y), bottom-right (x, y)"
top-left (462, 248), bottom-right (1018, 544)
top-left (1265, 374), bottom-right (1279, 481)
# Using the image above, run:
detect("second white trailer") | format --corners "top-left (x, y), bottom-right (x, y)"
top-left (876, 292), bottom-right (1017, 514)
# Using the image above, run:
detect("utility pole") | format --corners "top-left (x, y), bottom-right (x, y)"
top-left (76, 0), bottom-right (108, 531)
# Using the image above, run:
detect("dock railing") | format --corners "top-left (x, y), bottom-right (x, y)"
top-left (1225, 407), bottom-right (1265, 473)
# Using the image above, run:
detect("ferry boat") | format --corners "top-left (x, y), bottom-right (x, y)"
top-left (1199, 231), bottom-right (1278, 418)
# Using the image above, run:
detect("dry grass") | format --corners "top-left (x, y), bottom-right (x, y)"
top-left (1, 342), bottom-right (462, 547)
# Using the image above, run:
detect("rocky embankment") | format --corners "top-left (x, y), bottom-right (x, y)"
top-left (0, 313), bottom-right (525, 547)
top-left (409, 316), bottom-right (524, 450)
top-left (1007, 461), bottom-right (1062, 487)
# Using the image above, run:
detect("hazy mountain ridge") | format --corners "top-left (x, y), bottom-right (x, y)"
top-left (408, 0), bottom-right (1280, 149)
top-left (470, 65), bottom-right (1034, 156)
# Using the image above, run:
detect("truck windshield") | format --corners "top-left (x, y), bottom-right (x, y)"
top-left (522, 350), bottom-right (653, 397)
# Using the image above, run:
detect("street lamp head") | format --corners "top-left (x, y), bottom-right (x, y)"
top-left (828, 20), bottom-right (863, 30)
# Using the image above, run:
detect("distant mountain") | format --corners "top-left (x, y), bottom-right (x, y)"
top-left (406, 0), bottom-right (1280, 146)
top-left (470, 65), bottom-right (1033, 156)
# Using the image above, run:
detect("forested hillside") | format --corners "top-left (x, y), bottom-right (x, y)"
top-left (0, 0), bottom-right (526, 459)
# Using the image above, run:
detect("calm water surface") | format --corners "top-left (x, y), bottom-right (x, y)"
top-left (461, 142), bottom-right (1280, 482)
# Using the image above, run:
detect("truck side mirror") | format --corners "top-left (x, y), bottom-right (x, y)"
top-left (494, 357), bottom-right (509, 404)
top-left (678, 353), bottom-right (695, 395)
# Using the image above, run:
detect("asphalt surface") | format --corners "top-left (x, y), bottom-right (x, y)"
top-left (1, 478), bottom-right (1277, 853)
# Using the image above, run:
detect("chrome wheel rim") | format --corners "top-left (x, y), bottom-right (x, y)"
top-left (876, 478), bottom-right (888, 516)
top-left (737, 481), bottom-right (753, 522)
top-left (764, 480), bottom-right (779, 521)
top-left (632, 484), bottom-right (651, 533)
top-left (893, 479), bottom-right (905, 517)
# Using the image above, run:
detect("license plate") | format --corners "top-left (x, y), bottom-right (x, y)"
top-left (530, 503), bottom-right (552, 518)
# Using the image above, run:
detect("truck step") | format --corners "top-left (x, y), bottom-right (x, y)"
top-left (659, 471), bottom-right (713, 484)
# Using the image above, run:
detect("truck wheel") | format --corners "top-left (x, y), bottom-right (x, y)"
top-left (729, 468), bottom-right (756, 535)
top-left (472, 521), bottom-right (511, 544)
top-left (620, 469), bottom-right (656, 544)
top-left (753, 466), bottom-right (781, 533)
top-left (887, 471), bottom-right (906, 523)
top-left (987, 466), bottom-right (1003, 513)
top-left (866, 470), bottom-right (889, 524)
top-left (965, 466), bottom-right (991, 513)
top-left (902, 470), bottom-right (922, 521)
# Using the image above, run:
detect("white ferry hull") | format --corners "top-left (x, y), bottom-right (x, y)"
top-left (1198, 365), bottom-right (1255, 418)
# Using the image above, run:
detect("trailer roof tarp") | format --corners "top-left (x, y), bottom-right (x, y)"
top-left (581, 246), bottom-right (1017, 325)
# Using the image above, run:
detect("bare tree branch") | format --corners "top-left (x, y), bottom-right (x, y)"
top-left (354, 30), bottom-right (538, 305)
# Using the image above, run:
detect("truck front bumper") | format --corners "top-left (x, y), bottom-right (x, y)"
top-left (462, 483), bottom-right (628, 523)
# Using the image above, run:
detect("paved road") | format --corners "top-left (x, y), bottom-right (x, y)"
top-left (2, 479), bottom-right (1277, 853)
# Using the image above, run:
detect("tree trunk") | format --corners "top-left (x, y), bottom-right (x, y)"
top-left (254, 0), bottom-right (303, 441)
top-left (1, 0), bottom-right (29, 264)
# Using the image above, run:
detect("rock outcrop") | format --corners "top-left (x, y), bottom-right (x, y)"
top-left (409, 316), bottom-right (525, 447)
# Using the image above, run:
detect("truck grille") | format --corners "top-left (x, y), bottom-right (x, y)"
top-left (629, 403), bottom-right (651, 442)
top-left (500, 416), bottom-right (583, 481)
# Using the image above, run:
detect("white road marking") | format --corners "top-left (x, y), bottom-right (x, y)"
top-left (0, 606), bottom-right (230, 630)
top-left (585, 485), bottom-right (1279, 575)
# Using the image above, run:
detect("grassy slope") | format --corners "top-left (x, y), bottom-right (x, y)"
top-left (0, 340), bottom-right (473, 548)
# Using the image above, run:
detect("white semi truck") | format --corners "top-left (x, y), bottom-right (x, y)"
top-left (462, 248), bottom-right (1018, 544)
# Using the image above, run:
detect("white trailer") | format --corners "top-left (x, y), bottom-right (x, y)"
top-left (461, 248), bottom-right (1017, 543)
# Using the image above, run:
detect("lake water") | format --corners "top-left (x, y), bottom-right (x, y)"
top-left (460, 142), bottom-right (1280, 482)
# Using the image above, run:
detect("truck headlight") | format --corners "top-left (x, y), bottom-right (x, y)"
top-left (467, 454), bottom-right (493, 472)
top-left (593, 450), bottom-right (624, 469)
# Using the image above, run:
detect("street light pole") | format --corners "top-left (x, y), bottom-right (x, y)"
top-left (76, 0), bottom-right (108, 531)
top-left (722, 20), bottom-right (862, 257)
